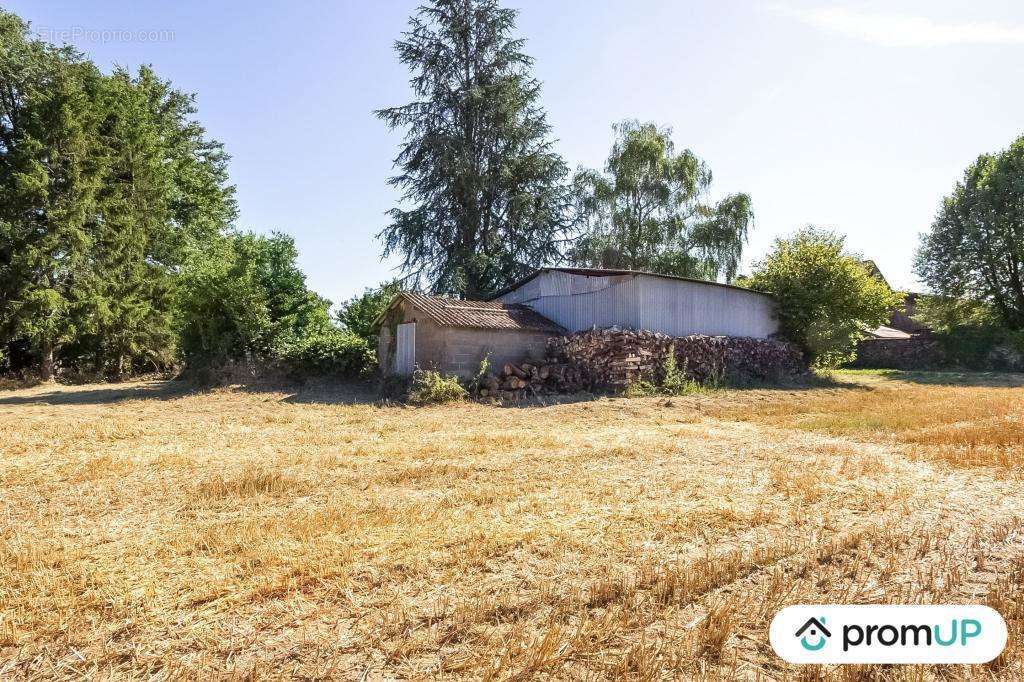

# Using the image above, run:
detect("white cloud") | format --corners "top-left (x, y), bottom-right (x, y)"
top-left (771, 5), bottom-right (1024, 47)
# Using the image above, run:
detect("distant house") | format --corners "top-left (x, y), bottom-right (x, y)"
top-left (864, 292), bottom-right (930, 341)
top-left (853, 262), bottom-right (941, 369)
top-left (860, 260), bottom-right (931, 340)
top-left (375, 268), bottom-right (779, 378)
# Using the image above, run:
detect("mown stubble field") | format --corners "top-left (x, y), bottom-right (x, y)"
top-left (1, 371), bottom-right (1022, 680)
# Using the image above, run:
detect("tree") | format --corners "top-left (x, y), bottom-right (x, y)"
top-left (915, 136), bottom-right (1024, 330)
top-left (336, 280), bottom-right (402, 342)
top-left (570, 120), bottom-right (753, 282)
top-left (745, 228), bottom-right (902, 367)
top-left (176, 232), bottom-right (331, 365)
top-left (0, 5), bottom-right (237, 381)
top-left (176, 231), bottom-right (374, 378)
top-left (377, 0), bottom-right (571, 299)
top-left (0, 13), bottom-right (106, 380)
top-left (79, 66), bottom-right (236, 377)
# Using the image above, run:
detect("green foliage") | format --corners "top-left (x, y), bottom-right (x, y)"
top-left (274, 327), bottom-right (375, 378)
top-left (914, 295), bottom-right (1024, 370)
top-left (571, 120), bottom-right (753, 281)
top-left (175, 231), bottom-right (377, 379)
top-left (407, 369), bottom-right (467, 404)
top-left (660, 348), bottom-right (705, 395)
top-left (0, 9), bottom-right (236, 380)
top-left (176, 232), bottom-right (331, 367)
top-left (470, 353), bottom-right (491, 397)
top-left (336, 280), bottom-right (401, 342)
top-left (377, 0), bottom-right (571, 299)
top-left (621, 378), bottom-right (659, 397)
top-left (915, 135), bottom-right (1024, 330)
top-left (0, 13), bottom-right (106, 378)
top-left (746, 228), bottom-right (902, 368)
top-left (623, 349), bottom-right (705, 397)
top-left (914, 295), bottom-right (1000, 333)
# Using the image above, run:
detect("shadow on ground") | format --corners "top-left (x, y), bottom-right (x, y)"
top-left (0, 371), bottom-right (886, 409)
top-left (840, 369), bottom-right (1024, 388)
top-left (0, 381), bottom-right (194, 406)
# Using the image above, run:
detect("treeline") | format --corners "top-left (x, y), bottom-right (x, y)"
top-left (0, 11), bottom-right (369, 381)
top-left (5, 0), bottom-right (1022, 382)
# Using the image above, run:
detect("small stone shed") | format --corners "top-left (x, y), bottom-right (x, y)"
top-left (375, 292), bottom-right (565, 378)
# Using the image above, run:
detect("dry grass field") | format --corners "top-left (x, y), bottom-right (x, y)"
top-left (1, 370), bottom-right (1022, 680)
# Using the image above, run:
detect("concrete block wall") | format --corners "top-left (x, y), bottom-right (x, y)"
top-left (378, 298), bottom-right (549, 378)
top-left (440, 328), bottom-right (550, 378)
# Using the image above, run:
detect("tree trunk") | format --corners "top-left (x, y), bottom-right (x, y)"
top-left (40, 341), bottom-right (55, 383)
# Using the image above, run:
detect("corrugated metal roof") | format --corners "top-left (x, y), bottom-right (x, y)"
top-left (399, 292), bottom-right (565, 333)
top-left (488, 267), bottom-right (773, 301)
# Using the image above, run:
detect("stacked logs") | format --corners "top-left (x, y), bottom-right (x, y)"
top-left (474, 328), bottom-right (806, 400)
top-left (547, 328), bottom-right (807, 387)
top-left (476, 359), bottom-right (587, 401)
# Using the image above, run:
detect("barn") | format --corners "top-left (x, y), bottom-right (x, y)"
top-left (375, 292), bottom-right (565, 378)
top-left (375, 268), bottom-right (779, 378)
top-left (493, 268), bottom-right (778, 338)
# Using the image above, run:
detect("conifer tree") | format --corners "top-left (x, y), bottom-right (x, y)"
top-left (0, 14), bottom-right (106, 380)
top-left (378, 0), bottom-right (570, 299)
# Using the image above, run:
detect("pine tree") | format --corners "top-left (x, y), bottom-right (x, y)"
top-left (0, 8), bottom-right (237, 379)
top-left (0, 14), bottom-right (106, 380)
top-left (81, 68), bottom-right (177, 377)
top-left (378, 0), bottom-right (570, 299)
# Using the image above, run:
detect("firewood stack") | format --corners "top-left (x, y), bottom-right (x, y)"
top-left (474, 328), bottom-right (806, 400)
top-left (476, 359), bottom-right (587, 401)
top-left (547, 328), bottom-right (807, 387)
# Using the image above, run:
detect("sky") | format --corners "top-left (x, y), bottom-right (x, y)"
top-left (7, 0), bottom-right (1024, 302)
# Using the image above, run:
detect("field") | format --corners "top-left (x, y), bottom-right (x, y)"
top-left (1, 371), bottom-right (1022, 679)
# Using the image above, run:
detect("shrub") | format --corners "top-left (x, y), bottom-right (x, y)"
top-left (407, 369), bottom-right (467, 404)
top-left (274, 328), bottom-right (375, 378)
top-left (660, 346), bottom-right (706, 394)
top-left (744, 228), bottom-right (902, 368)
top-left (622, 378), bottom-right (659, 397)
top-left (622, 349), bottom-right (706, 397)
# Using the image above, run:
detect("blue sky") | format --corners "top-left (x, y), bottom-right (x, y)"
top-left (7, 0), bottom-right (1024, 301)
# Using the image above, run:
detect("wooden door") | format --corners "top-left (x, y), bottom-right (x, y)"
top-left (395, 322), bottom-right (416, 376)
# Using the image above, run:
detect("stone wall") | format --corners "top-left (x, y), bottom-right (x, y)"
top-left (851, 338), bottom-right (946, 370)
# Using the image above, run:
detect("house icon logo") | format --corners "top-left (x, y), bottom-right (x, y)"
top-left (795, 616), bottom-right (831, 651)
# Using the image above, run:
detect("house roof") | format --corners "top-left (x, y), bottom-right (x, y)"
top-left (866, 325), bottom-right (913, 340)
top-left (487, 267), bottom-right (772, 301)
top-left (379, 292), bottom-right (565, 333)
top-left (860, 259), bottom-right (890, 288)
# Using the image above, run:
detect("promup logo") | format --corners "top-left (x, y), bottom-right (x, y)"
top-left (770, 605), bottom-right (1007, 664)
top-left (795, 617), bottom-right (830, 651)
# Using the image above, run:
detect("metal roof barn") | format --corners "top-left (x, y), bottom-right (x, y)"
top-left (491, 268), bottom-right (779, 339)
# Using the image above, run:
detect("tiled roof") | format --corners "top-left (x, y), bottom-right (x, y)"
top-left (400, 292), bottom-right (564, 333)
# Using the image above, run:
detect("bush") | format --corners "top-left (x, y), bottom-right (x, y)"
top-left (336, 280), bottom-right (402, 343)
top-left (407, 369), bottom-right (467, 404)
top-left (621, 378), bottom-right (659, 397)
top-left (745, 228), bottom-right (902, 367)
top-left (622, 349), bottom-right (707, 397)
top-left (274, 328), bottom-right (375, 378)
top-left (660, 346), bottom-right (708, 394)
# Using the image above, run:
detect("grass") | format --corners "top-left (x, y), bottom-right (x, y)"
top-left (0, 370), bottom-right (1022, 678)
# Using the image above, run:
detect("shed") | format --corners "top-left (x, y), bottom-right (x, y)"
top-left (375, 292), bottom-right (565, 378)
top-left (491, 268), bottom-right (779, 338)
